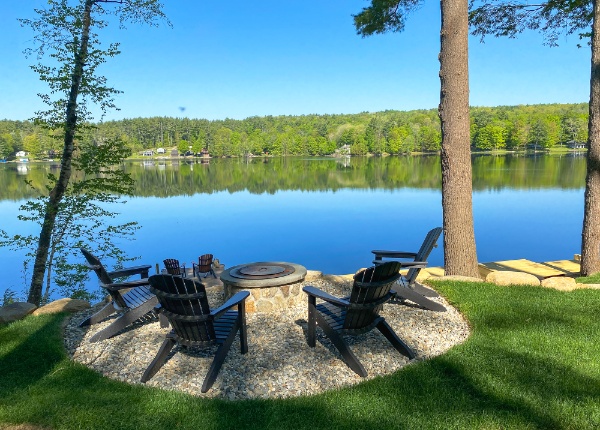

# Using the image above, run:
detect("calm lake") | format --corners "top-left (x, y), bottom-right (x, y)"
top-left (0, 154), bottom-right (586, 299)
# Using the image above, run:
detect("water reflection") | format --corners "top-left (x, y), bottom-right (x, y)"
top-left (0, 154), bottom-right (586, 202)
top-left (0, 154), bottom-right (586, 299)
top-left (0, 155), bottom-right (587, 203)
top-left (16, 164), bottom-right (28, 175)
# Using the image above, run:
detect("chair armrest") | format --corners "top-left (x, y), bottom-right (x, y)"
top-left (405, 261), bottom-right (428, 268)
top-left (302, 285), bottom-right (350, 308)
top-left (372, 260), bottom-right (428, 268)
top-left (372, 250), bottom-right (418, 259)
top-left (108, 264), bottom-right (152, 278)
top-left (211, 291), bottom-right (250, 319)
top-left (103, 278), bottom-right (149, 291)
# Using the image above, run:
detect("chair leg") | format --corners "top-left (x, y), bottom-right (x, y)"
top-left (393, 287), bottom-right (446, 312)
top-left (238, 303), bottom-right (248, 354)
top-left (411, 282), bottom-right (440, 298)
top-left (89, 301), bottom-right (155, 343)
top-left (203, 269), bottom-right (217, 279)
top-left (315, 312), bottom-right (367, 377)
top-left (158, 313), bottom-right (169, 328)
top-left (79, 302), bottom-right (115, 327)
top-left (307, 296), bottom-right (316, 347)
top-left (376, 319), bottom-right (415, 359)
top-left (141, 335), bottom-right (177, 382)
top-left (201, 323), bottom-right (239, 393)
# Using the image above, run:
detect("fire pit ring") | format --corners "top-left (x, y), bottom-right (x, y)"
top-left (220, 261), bottom-right (307, 312)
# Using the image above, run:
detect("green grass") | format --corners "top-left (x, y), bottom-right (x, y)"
top-left (1, 281), bottom-right (599, 430)
top-left (577, 272), bottom-right (600, 284)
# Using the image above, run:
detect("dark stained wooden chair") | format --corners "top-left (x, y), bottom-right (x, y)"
top-left (163, 258), bottom-right (187, 277)
top-left (79, 248), bottom-right (159, 343)
top-left (372, 227), bottom-right (446, 312)
top-left (302, 261), bottom-right (415, 377)
top-left (141, 274), bottom-right (249, 393)
top-left (192, 253), bottom-right (217, 278)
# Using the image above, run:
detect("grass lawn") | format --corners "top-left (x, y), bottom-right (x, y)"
top-left (577, 272), bottom-right (600, 284)
top-left (1, 280), bottom-right (599, 430)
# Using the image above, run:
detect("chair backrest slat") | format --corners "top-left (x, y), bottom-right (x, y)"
top-left (344, 261), bottom-right (401, 330)
top-left (80, 248), bottom-right (127, 308)
top-left (149, 274), bottom-right (216, 342)
top-left (405, 227), bottom-right (442, 285)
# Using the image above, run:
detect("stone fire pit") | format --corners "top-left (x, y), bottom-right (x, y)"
top-left (220, 262), bottom-right (307, 312)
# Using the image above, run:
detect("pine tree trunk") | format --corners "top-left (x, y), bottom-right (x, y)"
top-left (438, 0), bottom-right (479, 277)
top-left (27, 0), bottom-right (95, 305)
top-left (581, 0), bottom-right (600, 276)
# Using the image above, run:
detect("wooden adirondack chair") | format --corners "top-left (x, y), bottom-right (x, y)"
top-left (302, 261), bottom-right (415, 377)
top-left (79, 248), bottom-right (159, 343)
top-left (192, 253), bottom-right (217, 278)
top-left (141, 274), bottom-right (249, 393)
top-left (372, 227), bottom-right (446, 312)
top-left (163, 258), bottom-right (187, 277)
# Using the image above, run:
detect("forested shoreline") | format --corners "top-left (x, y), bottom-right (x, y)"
top-left (0, 155), bottom-right (586, 201)
top-left (0, 103), bottom-right (589, 160)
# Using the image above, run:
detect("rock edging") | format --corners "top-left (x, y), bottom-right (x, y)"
top-left (0, 298), bottom-right (90, 324)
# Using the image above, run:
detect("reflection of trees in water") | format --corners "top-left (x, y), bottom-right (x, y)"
top-left (0, 155), bottom-right (586, 201)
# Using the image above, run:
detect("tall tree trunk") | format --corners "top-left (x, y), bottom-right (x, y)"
top-left (27, 0), bottom-right (95, 305)
top-left (438, 0), bottom-right (479, 277)
top-left (581, 0), bottom-right (600, 276)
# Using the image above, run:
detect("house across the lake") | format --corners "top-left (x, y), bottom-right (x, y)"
top-left (16, 150), bottom-right (27, 157)
top-left (156, 147), bottom-right (166, 154)
top-left (566, 141), bottom-right (586, 150)
top-left (141, 150), bottom-right (154, 156)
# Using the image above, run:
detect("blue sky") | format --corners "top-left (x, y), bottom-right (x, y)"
top-left (0, 0), bottom-right (591, 122)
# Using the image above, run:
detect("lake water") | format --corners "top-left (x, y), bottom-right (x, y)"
top-left (0, 154), bottom-right (586, 300)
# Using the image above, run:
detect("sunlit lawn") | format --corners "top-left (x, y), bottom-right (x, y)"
top-left (1, 280), bottom-right (599, 430)
top-left (577, 272), bottom-right (600, 284)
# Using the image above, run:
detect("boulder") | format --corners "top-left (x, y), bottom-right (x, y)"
top-left (415, 270), bottom-right (432, 282)
top-left (32, 298), bottom-right (91, 315)
top-left (540, 277), bottom-right (577, 292)
top-left (0, 302), bottom-right (37, 324)
top-left (304, 270), bottom-right (322, 282)
top-left (486, 271), bottom-right (540, 286)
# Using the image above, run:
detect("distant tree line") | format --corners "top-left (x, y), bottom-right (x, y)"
top-left (0, 103), bottom-right (589, 160)
top-left (0, 154), bottom-right (586, 202)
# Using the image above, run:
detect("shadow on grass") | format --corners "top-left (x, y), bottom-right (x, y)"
top-left (1, 282), bottom-right (599, 429)
top-left (0, 313), bottom-right (66, 394)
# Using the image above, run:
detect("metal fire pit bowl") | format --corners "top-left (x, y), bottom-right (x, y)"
top-left (229, 263), bottom-right (296, 280)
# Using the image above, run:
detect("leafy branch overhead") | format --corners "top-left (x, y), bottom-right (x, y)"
top-left (353, 0), bottom-right (423, 36)
top-left (469, 0), bottom-right (593, 46)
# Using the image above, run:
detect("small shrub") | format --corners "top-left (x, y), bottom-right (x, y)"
top-left (2, 289), bottom-right (17, 306)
